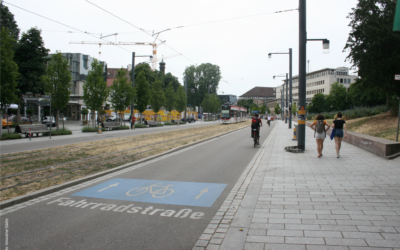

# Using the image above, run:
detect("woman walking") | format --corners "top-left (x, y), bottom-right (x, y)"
top-left (310, 114), bottom-right (330, 158)
top-left (332, 112), bottom-right (347, 158)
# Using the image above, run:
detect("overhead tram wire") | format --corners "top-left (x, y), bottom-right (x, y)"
top-left (4, 1), bottom-right (132, 53)
top-left (85, 0), bottom-right (197, 64)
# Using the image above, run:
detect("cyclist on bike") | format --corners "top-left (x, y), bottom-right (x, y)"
top-left (251, 114), bottom-right (262, 145)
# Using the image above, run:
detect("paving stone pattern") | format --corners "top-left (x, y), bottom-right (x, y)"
top-left (194, 120), bottom-right (400, 250)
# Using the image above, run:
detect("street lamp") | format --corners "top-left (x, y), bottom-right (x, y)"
top-left (268, 49), bottom-right (293, 128)
top-left (297, 0), bottom-right (330, 151)
top-left (273, 74), bottom-right (288, 121)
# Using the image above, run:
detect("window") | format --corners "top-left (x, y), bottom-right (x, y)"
top-left (340, 79), bottom-right (343, 83)
top-left (337, 78), bottom-right (339, 82)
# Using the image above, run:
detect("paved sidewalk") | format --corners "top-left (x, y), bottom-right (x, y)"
top-left (195, 120), bottom-right (400, 250)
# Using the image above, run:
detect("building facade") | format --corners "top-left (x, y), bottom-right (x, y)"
top-left (276, 67), bottom-right (357, 108)
top-left (239, 87), bottom-right (276, 106)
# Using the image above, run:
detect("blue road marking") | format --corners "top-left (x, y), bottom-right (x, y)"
top-left (71, 178), bottom-right (227, 207)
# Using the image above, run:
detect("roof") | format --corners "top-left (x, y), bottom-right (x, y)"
top-left (107, 68), bottom-right (130, 86)
top-left (240, 87), bottom-right (276, 97)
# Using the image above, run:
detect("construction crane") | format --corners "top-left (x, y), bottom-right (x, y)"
top-left (144, 53), bottom-right (182, 64)
top-left (69, 29), bottom-right (171, 70)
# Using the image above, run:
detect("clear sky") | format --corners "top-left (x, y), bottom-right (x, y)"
top-left (5, 0), bottom-right (358, 97)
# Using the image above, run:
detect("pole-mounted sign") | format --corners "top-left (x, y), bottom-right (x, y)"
top-left (394, 0), bottom-right (400, 31)
top-left (395, 74), bottom-right (400, 81)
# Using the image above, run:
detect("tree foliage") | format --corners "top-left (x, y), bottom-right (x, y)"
top-left (14, 27), bottom-right (49, 96)
top-left (109, 68), bottom-right (135, 120)
top-left (328, 82), bottom-right (350, 111)
top-left (0, 27), bottom-right (19, 112)
top-left (83, 59), bottom-right (109, 126)
top-left (135, 71), bottom-right (150, 120)
top-left (150, 80), bottom-right (166, 121)
top-left (0, 3), bottom-right (20, 41)
top-left (291, 103), bottom-right (297, 116)
top-left (201, 94), bottom-right (220, 114)
top-left (237, 99), bottom-right (253, 113)
top-left (164, 82), bottom-right (176, 120)
top-left (347, 78), bottom-right (386, 107)
top-left (344, 0), bottom-right (400, 99)
top-left (274, 102), bottom-right (281, 115)
top-left (41, 52), bottom-right (72, 130)
top-left (133, 63), bottom-right (159, 89)
top-left (162, 73), bottom-right (180, 92)
top-left (309, 93), bottom-right (326, 113)
top-left (260, 104), bottom-right (267, 115)
top-left (184, 63), bottom-right (221, 108)
top-left (175, 85), bottom-right (187, 114)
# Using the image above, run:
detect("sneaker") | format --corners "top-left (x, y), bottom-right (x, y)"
top-left (337, 155), bottom-right (339, 158)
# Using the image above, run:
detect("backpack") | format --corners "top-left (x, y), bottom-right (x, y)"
top-left (252, 118), bottom-right (258, 125)
top-left (316, 121), bottom-right (325, 133)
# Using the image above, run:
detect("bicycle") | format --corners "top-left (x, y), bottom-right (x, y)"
top-left (253, 128), bottom-right (259, 147)
top-left (126, 183), bottom-right (174, 198)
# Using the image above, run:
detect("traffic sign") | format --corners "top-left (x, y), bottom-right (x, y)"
top-left (395, 74), bottom-right (400, 81)
top-left (42, 95), bottom-right (50, 98)
top-left (36, 101), bottom-right (51, 106)
top-left (71, 178), bottom-right (227, 207)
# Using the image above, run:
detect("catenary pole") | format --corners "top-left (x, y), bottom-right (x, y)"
top-left (298, 0), bottom-right (307, 150)
top-left (184, 75), bottom-right (187, 121)
top-left (130, 52), bottom-right (135, 117)
top-left (289, 48), bottom-right (292, 128)
top-left (285, 73), bottom-right (288, 124)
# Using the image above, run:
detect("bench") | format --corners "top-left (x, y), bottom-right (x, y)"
top-left (146, 120), bottom-right (158, 127)
top-left (15, 124), bottom-right (49, 137)
top-left (102, 121), bottom-right (119, 130)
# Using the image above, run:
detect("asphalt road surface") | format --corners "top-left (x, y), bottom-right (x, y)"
top-left (1, 122), bottom-right (275, 250)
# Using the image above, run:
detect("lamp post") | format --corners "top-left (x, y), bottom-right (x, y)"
top-left (273, 74), bottom-right (287, 121)
top-left (298, 0), bottom-right (330, 151)
top-left (184, 75), bottom-right (188, 121)
top-left (130, 52), bottom-right (135, 118)
top-left (268, 48), bottom-right (292, 128)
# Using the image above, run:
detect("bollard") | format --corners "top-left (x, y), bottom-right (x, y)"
top-left (98, 124), bottom-right (102, 134)
top-left (29, 128), bottom-right (32, 141)
top-left (292, 125), bottom-right (298, 140)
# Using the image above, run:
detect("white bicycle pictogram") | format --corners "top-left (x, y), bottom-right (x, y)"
top-left (126, 183), bottom-right (174, 198)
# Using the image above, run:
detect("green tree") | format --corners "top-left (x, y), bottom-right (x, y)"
top-left (164, 82), bottom-right (176, 121)
top-left (328, 82), bottom-right (350, 111)
top-left (83, 59), bottom-right (109, 127)
top-left (347, 78), bottom-right (386, 107)
top-left (41, 52), bottom-right (72, 130)
top-left (81, 108), bottom-right (88, 122)
top-left (274, 102), bottom-right (281, 115)
top-left (184, 63), bottom-right (221, 108)
top-left (291, 103), bottom-right (297, 116)
top-left (162, 73), bottom-right (181, 91)
top-left (150, 80), bottom-right (166, 123)
top-left (309, 93), bottom-right (326, 113)
top-left (201, 94), bottom-right (212, 113)
top-left (344, 0), bottom-right (400, 103)
top-left (175, 85), bottom-right (187, 123)
top-left (237, 99), bottom-right (253, 114)
top-left (14, 27), bottom-right (49, 122)
top-left (109, 68), bottom-right (135, 126)
top-left (133, 63), bottom-right (159, 89)
top-left (135, 71), bottom-right (150, 123)
top-left (0, 3), bottom-right (20, 41)
top-left (0, 27), bottom-right (19, 135)
top-left (260, 104), bottom-right (267, 115)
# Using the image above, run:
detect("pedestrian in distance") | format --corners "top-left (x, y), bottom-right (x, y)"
top-left (131, 115), bottom-right (136, 130)
top-left (331, 112), bottom-right (347, 158)
top-left (310, 114), bottom-right (330, 158)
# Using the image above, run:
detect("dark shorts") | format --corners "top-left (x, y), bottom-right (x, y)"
top-left (334, 129), bottom-right (344, 138)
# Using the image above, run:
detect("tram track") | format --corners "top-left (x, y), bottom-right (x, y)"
top-left (0, 122), bottom-right (250, 201)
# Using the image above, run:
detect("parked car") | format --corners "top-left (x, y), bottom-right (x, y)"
top-left (181, 117), bottom-right (196, 123)
top-left (123, 114), bottom-right (131, 121)
top-left (42, 116), bottom-right (56, 127)
top-left (2, 119), bottom-right (12, 128)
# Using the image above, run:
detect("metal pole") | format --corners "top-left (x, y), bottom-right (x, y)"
top-left (396, 97), bottom-right (400, 142)
top-left (184, 75), bottom-right (187, 121)
top-left (49, 94), bottom-right (52, 139)
top-left (130, 52), bottom-right (135, 118)
top-left (289, 48), bottom-right (292, 129)
top-left (298, 0), bottom-right (307, 150)
top-left (281, 88), bottom-right (284, 121)
top-left (285, 73), bottom-right (288, 124)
